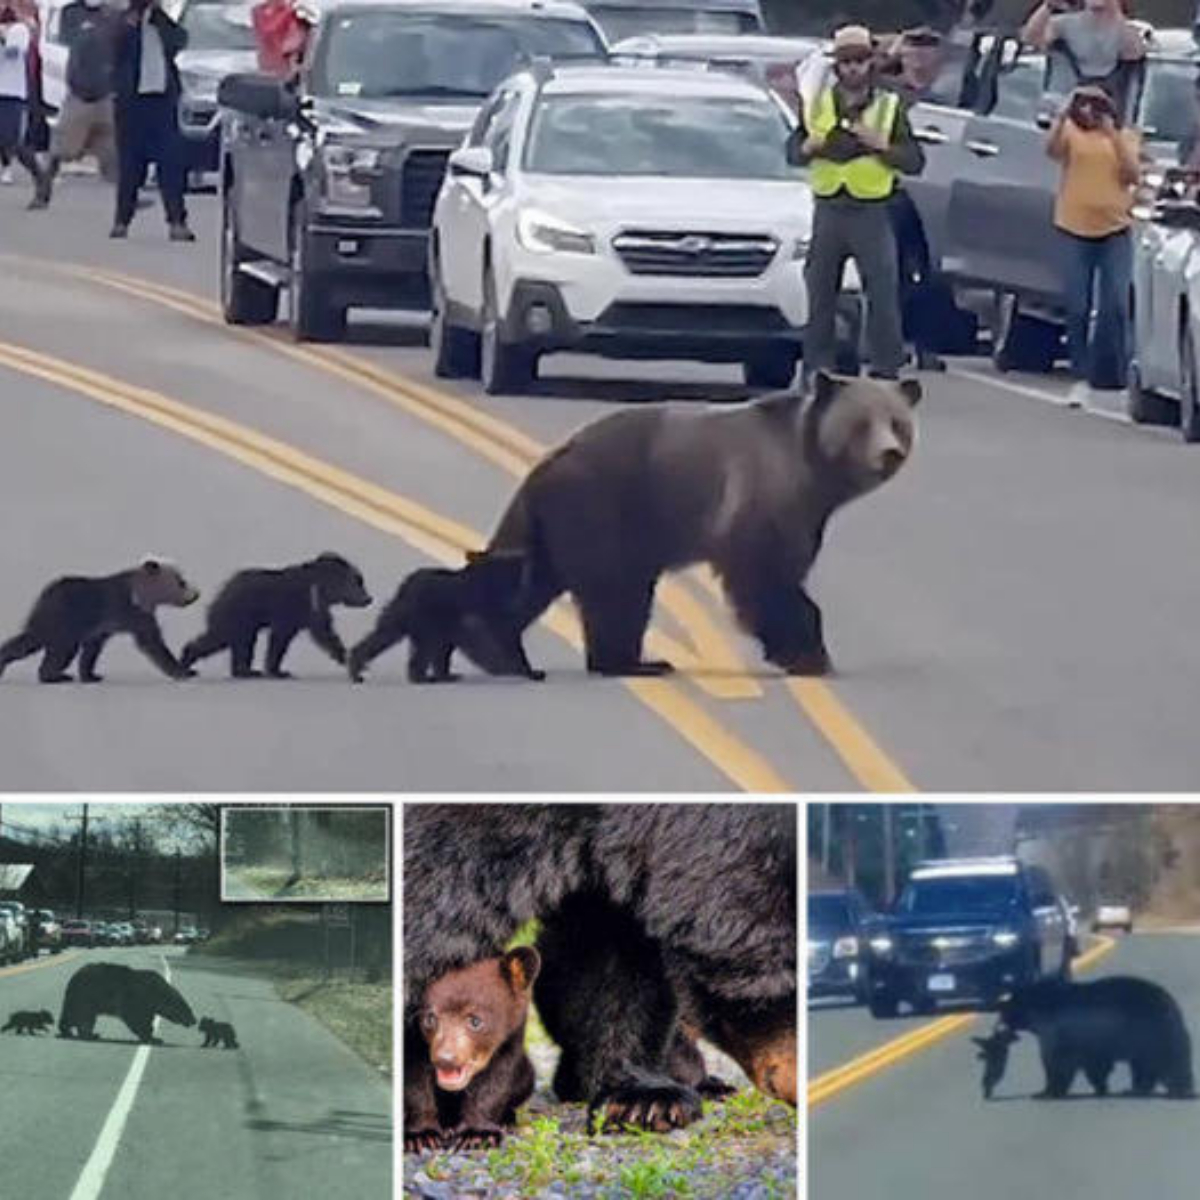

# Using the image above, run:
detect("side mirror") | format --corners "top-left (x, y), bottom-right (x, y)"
top-left (217, 72), bottom-right (299, 121)
top-left (448, 145), bottom-right (495, 180)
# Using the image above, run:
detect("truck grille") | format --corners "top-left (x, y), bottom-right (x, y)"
top-left (613, 230), bottom-right (779, 278)
top-left (896, 932), bottom-right (995, 968)
top-left (400, 149), bottom-right (451, 229)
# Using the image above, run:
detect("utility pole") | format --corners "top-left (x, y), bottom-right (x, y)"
top-left (844, 806), bottom-right (858, 888)
top-left (820, 804), bottom-right (832, 873)
top-left (173, 848), bottom-right (182, 935)
top-left (882, 804), bottom-right (896, 904)
top-left (75, 804), bottom-right (90, 919)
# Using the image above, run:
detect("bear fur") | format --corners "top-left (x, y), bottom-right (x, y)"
top-left (472, 372), bottom-right (919, 676)
top-left (404, 805), bottom-right (796, 1136)
top-left (3, 1008), bottom-right (54, 1035)
top-left (181, 552), bottom-right (371, 678)
top-left (59, 963), bottom-right (196, 1043)
top-left (199, 1017), bottom-right (239, 1049)
top-left (407, 947), bottom-right (540, 1153)
top-left (348, 551), bottom-right (543, 683)
top-left (0, 558), bottom-right (200, 683)
top-left (997, 976), bottom-right (1195, 1099)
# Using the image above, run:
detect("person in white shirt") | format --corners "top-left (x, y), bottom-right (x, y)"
top-left (0, 3), bottom-right (47, 198)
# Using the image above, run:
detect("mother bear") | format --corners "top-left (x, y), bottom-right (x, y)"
top-left (59, 963), bottom-right (196, 1043)
top-left (470, 372), bottom-right (919, 677)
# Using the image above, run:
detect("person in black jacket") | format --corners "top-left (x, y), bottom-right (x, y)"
top-left (110, 0), bottom-right (192, 240)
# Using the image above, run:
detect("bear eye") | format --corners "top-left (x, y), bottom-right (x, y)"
top-left (420, 1012), bottom-right (437, 1031)
top-left (467, 1015), bottom-right (483, 1031)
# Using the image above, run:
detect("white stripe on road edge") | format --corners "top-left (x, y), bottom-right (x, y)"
top-left (67, 956), bottom-right (171, 1200)
top-left (947, 365), bottom-right (1136, 427)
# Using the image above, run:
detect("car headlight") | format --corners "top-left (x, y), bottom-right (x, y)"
top-left (318, 143), bottom-right (381, 210)
top-left (868, 935), bottom-right (893, 954)
top-left (516, 209), bottom-right (596, 256)
top-left (833, 936), bottom-right (858, 958)
top-left (992, 930), bottom-right (1020, 948)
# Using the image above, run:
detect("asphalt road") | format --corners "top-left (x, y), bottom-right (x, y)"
top-left (0, 944), bottom-right (391, 1200)
top-left (809, 933), bottom-right (1200, 1199)
top-left (3, 177), bottom-right (1200, 790)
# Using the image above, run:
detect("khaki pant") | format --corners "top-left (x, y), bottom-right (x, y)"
top-left (52, 93), bottom-right (116, 180)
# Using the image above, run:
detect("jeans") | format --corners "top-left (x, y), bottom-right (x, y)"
top-left (1060, 227), bottom-right (1132, 389)
top-left (114, 95), bottom-right (187, 227)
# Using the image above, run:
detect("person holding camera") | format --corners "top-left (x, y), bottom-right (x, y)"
top-left (1047, 84), bottom-right (1141, 398)
top-left (791, 24), bottom-right (925, 383)
top-left (1023, 0), bottom-right (1146, 99)
top-left (110, 0), bottom-right (192, 240)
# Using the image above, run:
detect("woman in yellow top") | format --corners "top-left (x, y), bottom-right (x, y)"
top-left (1046, 84), bottom-right (1141, 396)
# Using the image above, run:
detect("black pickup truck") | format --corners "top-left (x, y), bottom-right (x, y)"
top-left (216, 0), bottom-right (607, 340)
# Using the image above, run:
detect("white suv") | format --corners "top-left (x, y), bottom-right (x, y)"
top-left (430, 60), bottom-right (827, 393)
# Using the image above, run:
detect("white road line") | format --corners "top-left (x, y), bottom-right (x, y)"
top-left (948, 365), bottom-right (1137, 426)
top-left (67, 956), bottom-right (171, 1200)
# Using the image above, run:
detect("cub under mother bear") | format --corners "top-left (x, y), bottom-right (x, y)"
top-left (404, 804), bottom-right (796, 1149)
top-left (462, 371), bottom-right (919, 678)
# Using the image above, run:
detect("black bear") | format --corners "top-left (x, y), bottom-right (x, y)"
top-left (471, 373), bottom-right (918, 676)
top-left (404, 805), bottom-right (796, 1139)
top-left (348, 551), bottom-right (543, 683)
top-left (997, 976), bottom-right (1195, 1099)
top-left (181, 552), bottom-right (371, 678)
top-left (972, 1026), bottom-right (1019, 1100)
top-left (2, 1008), bottom-right (53, 1035)
top-left (199, 1017), bottom-right (239, 1049)
top-left (0, 558), bottom-right (200, 682)
top-left (406, 947), bottom-right (540, 1153)
top-left (59, 963), bottom-right (196, 1043)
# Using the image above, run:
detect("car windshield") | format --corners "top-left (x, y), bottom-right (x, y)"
top-left (897, 877), bottom-right (1019, 915)
top-left (525, 93), bottom-right (794, 178)
top-left (808, 895), bottom-right (853, 933)
top-left (589, 6), bottom-right (758, 40)
top-left (182, 4), bottom-right (257, 52)
top-left (1138, 59), bottom-right (1200, 154)
top-left (309, 13), bottom-right (605, 100)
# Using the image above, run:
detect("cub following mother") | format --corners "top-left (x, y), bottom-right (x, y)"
top-left (470, 371), bottom-right (919, 677)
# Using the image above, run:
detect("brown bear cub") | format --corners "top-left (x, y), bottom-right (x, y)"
top-left (181, 552), bottom-right (371, 678)
top-left (348, 551), bottom-right (543, 684)
top-left (3, 1009), bottom-right (54, 1035)
top-left (0, 558), bottom-right (200, 683)
top-left (199, 1017), bottom-right (239, 1048)
top-left (405, 947), bottom-right (540, 1153)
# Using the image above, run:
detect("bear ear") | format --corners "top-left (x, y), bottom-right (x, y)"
top-left (141, 557), bottom-right (163, 574)
top-left (811, 370), bottom-right (844, 408)
top-left (465, 550), bottom-right (485, 564)
top-left (503, 946), bottom-right (541, 992)
top-left (897, 378), bottom-right (923, 407)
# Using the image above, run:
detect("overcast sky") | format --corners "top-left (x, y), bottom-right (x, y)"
top-left (0, 801), bottom-right (204, 849)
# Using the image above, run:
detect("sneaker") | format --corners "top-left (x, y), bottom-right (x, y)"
top-left (168, 223), bottom-right (196, 243)
top-left (1065, 381), bottom-right (1089, 409)
top-left (109, 222), bottom-right (129, 239)
top-left (0, 165), bottom-right (12, 185)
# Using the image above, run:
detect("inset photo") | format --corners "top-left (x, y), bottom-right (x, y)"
top-left (221, 804), bottom-right (390, 902)
top-left (0, 801), bottom-right (392, 1200)
top-left (403, 802), bottom-right (798, 1199)
top-left (810, 802), bottom-right (1200, 1200)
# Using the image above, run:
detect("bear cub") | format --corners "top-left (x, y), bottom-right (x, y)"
top-left (3, 1009), bottom-right (54, 1035)
top-left (972, 1027), bottom-right (1018, 1100)
top-left (406, 947), bottom-right (540, 1152)
top-left (0, 558), bottom-right (200, 683)
top-left (349, 551), bottom-right (543, 683)
top-left (199, 1017), bottom-right (239, 1049)
top-left (181, 552), bottom-right (371, 678)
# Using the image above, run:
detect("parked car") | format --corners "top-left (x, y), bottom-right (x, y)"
top-left (0, 910), bottom-right (21, 965)
top-left (864, 856), bottom-right (1071, 1018)
top-left (62, 919), bottom-right (96, 948)
top-left (431, 60), bottom-right (853, 392)
top-left (808, 889), bottom-right (875, 1005)
top-left (32, 909), bottom-right (64, 954)
top-left (611, 32), bottom-right (824, 111)
top-left (1094, 901), bottom-right (1134, 934)
top-left (177, 0), bottom-right (260, 181)
top-left (217, 0), bottom-right (608, 341)
top-left (0, 901), bottom-right (30, 960)
top-left (174, 926), bottom-right (200, 944)
top-left (580, 0), bottom-right (764, 43)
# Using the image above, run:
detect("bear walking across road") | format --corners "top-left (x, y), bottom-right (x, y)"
top-left (997, 976), bottom-right (1196, 1099)
top-left (59, 963), bottom-right (196, 1044)
top-left (465, 372), bottom-right (919, 677)
top-left (404, 805), bottom-right (796, 1142)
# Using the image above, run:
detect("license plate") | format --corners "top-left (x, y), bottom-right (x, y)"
top-left (927, 973), bottom-right (955, 993)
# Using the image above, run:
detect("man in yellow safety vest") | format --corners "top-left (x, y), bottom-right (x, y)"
top-left (791, 24), bottom-right (925, 384)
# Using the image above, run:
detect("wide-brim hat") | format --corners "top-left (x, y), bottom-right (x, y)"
top-left (828, 25), bottom-right (874, 59)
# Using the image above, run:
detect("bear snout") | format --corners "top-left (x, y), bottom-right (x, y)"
top-left (877, 447), bottom-right (906, 479)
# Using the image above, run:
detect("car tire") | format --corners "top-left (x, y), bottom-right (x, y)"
top-left (480, 265), bottom-right (535, 395)
top-left (743, 349), bottom-right (797, 390)
top-left (1179, 324), bottom-right (1200, 443)
top-left (868, 992), bottom-right (898, 1019)
top-left (1126, 360), bottom-right (1174, 426)
top-left (430, 251), bottom-right (479, 379)
top-left (220, 191), bottom-right (278, 327)
top-left (289, 202), bottom-right (347, 344)
top-left (993, 294), bottom-right (1058, 374)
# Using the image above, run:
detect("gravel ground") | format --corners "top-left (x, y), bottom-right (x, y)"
top-left (404, 1038), bottom-right (798, 1199)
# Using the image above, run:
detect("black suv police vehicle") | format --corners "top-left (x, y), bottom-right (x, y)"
top-left (216, 0), bottom-right (606, 340)
top-left (864, 856), bottom-right (1072, 1019)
